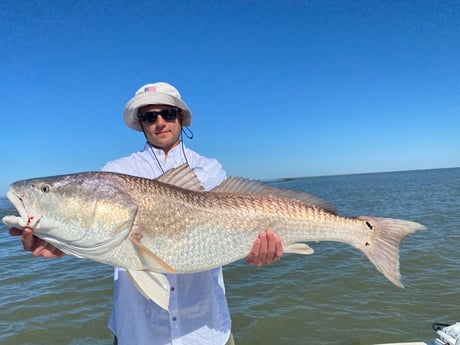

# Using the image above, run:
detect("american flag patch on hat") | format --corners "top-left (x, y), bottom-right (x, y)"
top-left (144, 86), bottom-right (156, 92)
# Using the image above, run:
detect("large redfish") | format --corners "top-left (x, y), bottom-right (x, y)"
top-left (2, 164), bottom-right (425, 310)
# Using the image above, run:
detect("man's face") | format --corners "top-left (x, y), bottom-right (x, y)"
top-left (138, 104), bottom-right (183, 153)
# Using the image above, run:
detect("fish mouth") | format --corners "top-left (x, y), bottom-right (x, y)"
top-left (6, 190), bottom-right (43, 229)
top-left (5, 190), bottom-right (85, 247)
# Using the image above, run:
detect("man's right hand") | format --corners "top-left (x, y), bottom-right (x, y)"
top-left (9, 227), bottom-right (65, 258)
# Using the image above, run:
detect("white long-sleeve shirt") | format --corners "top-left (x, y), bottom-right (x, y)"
top-left (102, 143), bottom-right (231, 345)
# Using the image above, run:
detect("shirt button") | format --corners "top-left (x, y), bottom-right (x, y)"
top-left (170, 286), bottom-right (175, 292)
top-left (172, 317), bottom-right (177, 321)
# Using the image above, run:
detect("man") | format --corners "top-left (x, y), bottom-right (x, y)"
top-left (9, 82), bottom-right (283, 345)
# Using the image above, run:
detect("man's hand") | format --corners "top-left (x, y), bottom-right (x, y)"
top-left (9, 227), bottom-right (65, 258)
top-left (246, 230), bottom-right (283, 266)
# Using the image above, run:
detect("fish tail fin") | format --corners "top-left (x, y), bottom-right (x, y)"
top-left (357, 216), bottom-right (426, 288)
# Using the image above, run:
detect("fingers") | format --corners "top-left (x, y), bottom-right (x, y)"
top-left (257, 231), bottom-right (272, 266)
top-left (18, 227), bottom-right (36, 252)
top-left (246, 237), bottom-right (262, 265)
top-left (9, 227), bottom-right (23, 236)
top-left (32, 242), bottom-right (65, 258)
top-left (246, 230), bottom-right (283, 266)
top-left (9, 227), bottom-right (65, 258)
top-left (273, 232), bottom-right (283, 258)
top-left (264, 230), bottom-right (283, 265)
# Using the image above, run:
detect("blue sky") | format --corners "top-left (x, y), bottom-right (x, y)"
top-left (1, 0), bottom-right (459, 195)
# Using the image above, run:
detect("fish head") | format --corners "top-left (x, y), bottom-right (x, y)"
top-left (5, 172), bottom-right (138, 253)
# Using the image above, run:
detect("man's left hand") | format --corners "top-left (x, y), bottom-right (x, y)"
top-left (245, 230), bottom-right (283, 266)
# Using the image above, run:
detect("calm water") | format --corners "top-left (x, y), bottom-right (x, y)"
top-left (1, 168), bottom-right (459, 345)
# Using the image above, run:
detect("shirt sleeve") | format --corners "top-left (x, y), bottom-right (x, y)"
top-left (101, 161), bottom-right (119, 173)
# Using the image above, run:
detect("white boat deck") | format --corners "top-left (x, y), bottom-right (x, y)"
top-left (374, 342), bottom-right (435, 345)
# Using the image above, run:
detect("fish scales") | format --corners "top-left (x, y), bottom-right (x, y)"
top-left (2, 164), bottom-right (426, 308)
top-left (124, 184), bottom-right (388, 274)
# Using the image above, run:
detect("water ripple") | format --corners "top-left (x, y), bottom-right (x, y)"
top-left (1, 168), bottom-right (459, 344)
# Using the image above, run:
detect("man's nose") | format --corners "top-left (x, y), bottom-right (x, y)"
top-left (155, 115), bottom-right (167, 125)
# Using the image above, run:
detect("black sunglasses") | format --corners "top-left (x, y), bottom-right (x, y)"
top-left (138, 108), bottom-right (182, 124)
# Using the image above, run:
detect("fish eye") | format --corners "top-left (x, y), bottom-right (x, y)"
top-left (41, 184), bottom-right (51, 193)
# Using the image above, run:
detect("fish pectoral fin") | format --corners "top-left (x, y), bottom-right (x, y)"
top-left (284, 243), bottom-right (315, 255)
top-left (127, 270), bottom-right (171, 311)
top-left (130, 237), bottom-right (176, 273)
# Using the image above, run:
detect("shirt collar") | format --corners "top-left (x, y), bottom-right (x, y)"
top-left (142, 142), bottom-right (186, 170)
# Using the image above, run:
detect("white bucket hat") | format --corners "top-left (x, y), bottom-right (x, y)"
top-left (123, 82), bottom-right (192, 132)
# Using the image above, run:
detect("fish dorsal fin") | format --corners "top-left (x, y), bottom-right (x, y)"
top-left (155, 164), bottom-right (204, 192)
top-left (211, 177), bottom-right (336, 214)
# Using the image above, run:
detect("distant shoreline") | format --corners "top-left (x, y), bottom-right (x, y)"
top-left (262, 166), bottom-right (459, 183)
top-left (2, 166), bottom-right (459, 200)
